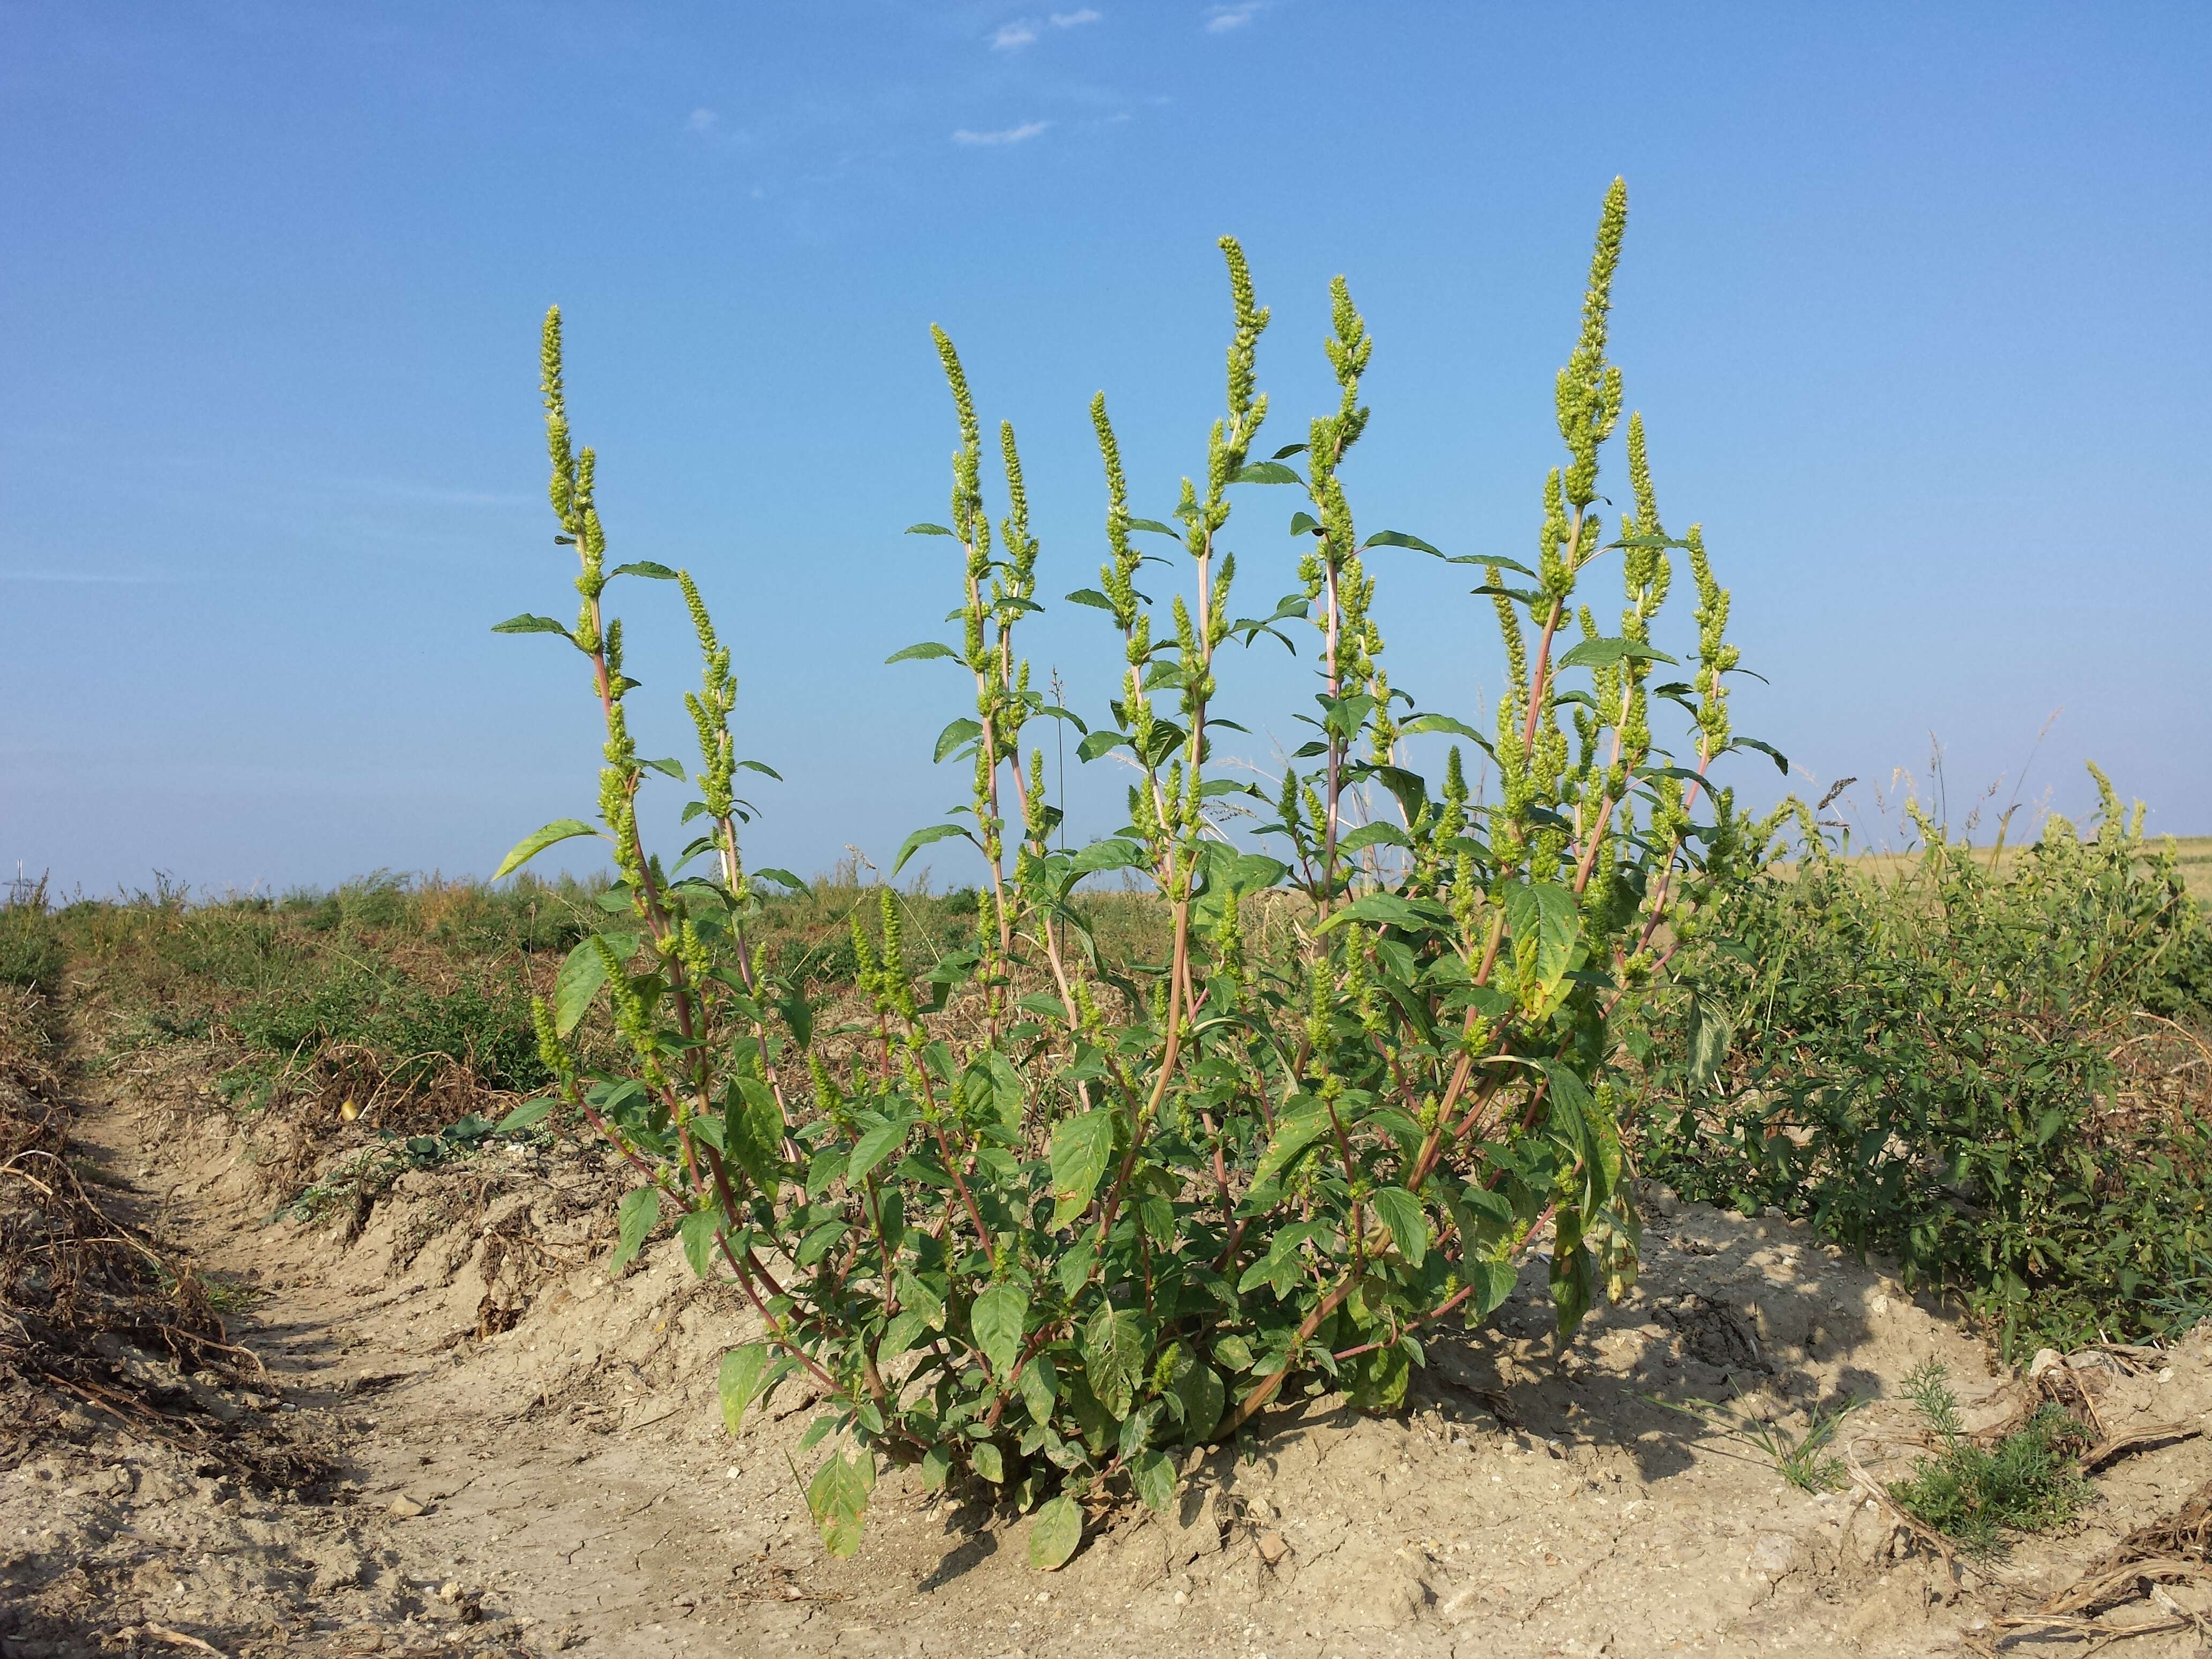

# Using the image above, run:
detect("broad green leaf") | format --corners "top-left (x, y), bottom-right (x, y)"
top-left (806, 1449), bottom-right (874, 1558)
top-left (847, 1117), bottom-right (910, 1186)
top-left (610, 1185), bottom-right (661, 1272)
top-left (609, 560), bottom-right (679, 580)
top-left (1174, 1362), bottom-right (1224, 1445)
top-left (894, 822), bottom-right (972, 875)
top-left (1733, 736), bottom-right (1791, 775)
top-left (717, 1342), bottom-right (773, 1434)
top-left (1083, 1306), bottom-right (1147, 1418)
top-left (1315, 893), bottom-right (1451, 935)
top-left (1687, 1001), bottom-right (1733, 1088)
top-left (493, 818), bottom-right (602, 880)
top-left (1028, 1493), bottom-right (1083, 1570)
top-left (1068, 838), bottom-right (1148, 877)
top-left (490, 613), bottom-right (571, 638)
top-left (1501, 880), bottom-right (1580, 1005)
top-left (727, 1075), bottom-right (785, 1192)
top-left (493, 1097), bottom-right (554, 1134)
top-left (933, 718), bottom-right (983, 764)
top-left (1132, 1447), bottom-right (1176, 1514)
top-left (1124, 516), bottom-right (1180, 537)
top-left (1075, 730), bottom-right (1130, 763)
top-left (1346, 1340), bottom-right (1411, 1413)
top-left (1335, 821), bottom-right (1413, 856)
top-left (1361, 528), bottom-right (1445, 557)
top-left (879, 1309), bottom-right (930, 1358)
top-left (1367, 1187), bottom-right (1429, 1268)
top-left (905, 522), bottom-right (955, 536)
top-left (1555, 636), bottom-right (1679, 671)
top-left (1049, 1110), bottom-right (1116, 1229)
top-left (1064, 587), bottom-right (1118, 611)
top-left (972, 1282), bottom-right (1029, 1380)
top-left (1250, 1103), bottom-right (1332, 1192)
top-left (920, 1446), bottom-right (952, 1490)
top-left (1018, 1354), bottom-right (1058, 1422)
top-left (1230, 460), bottom-right (1304, 485)
top-left (1399, 713), bottom-right (1485, 742)
top-left (678, 1209), bottom-right (721, 1279)
top-left (1469, 1257), bottom-right (1518, 1320)
top-left (971, 1440), bottom-right (1006, 1484)
top-left (554, 936), bottom-right (611, 1035)
top-left (886, 641), bottom-right (959, 664)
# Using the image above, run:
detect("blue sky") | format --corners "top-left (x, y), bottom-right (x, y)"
top-left (5, 2), bottom-right (2208, 896)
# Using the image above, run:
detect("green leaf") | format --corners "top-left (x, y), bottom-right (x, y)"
top-left (1132, 1448), bottom-right (1176, 1514)
top-left (847, 1117), bottom-right (910, 1186)
top-left (971, 1440), bottom-right (1006, 1484)
top-left (1124, 517), bottom-right (1180, 537)
top-left (1075, 730), bottom-right (1131, 763)
top-left (972, 1282), bottom-right (1030, 1380)
top-left (609, 560), bottom-right (679, 580)
top-left (886, 641), bottom-right (960, 664)
top-left (728, 1075), bottom-right (786, 1192)
top-left (642, 755), bottom-right (687, 780)
top-left (717, 1343), bottom-right (774, 1435)
top-left (752, 867), bottom-right (807, 893)
top-left (1361, 529), bottom-right (1445, 557)
top-left (1367, 1187), bottom-right (1429, 1268)
top-left (1501, 880), bottom-right (1580, 1005)
top-left (1469, 1257), bottom-right (1518, 1320)
top-left (1555, 636), bottom-right (1679, 671)
top-left (893, 822), bottom-right (972, 875)
top-left (1174, 1363), bottom-right (1224, 1445)
top-left (1018, 1354), bottom-right (1058, 1422)
top-left (806, 1449), bottom-right (874, 1558)
top-left (1068, 838), bottom-right (1148, 877)
top-left (610, 1186), bottom-right (662, 1272)
top-left (1049, 1110), bottom-right (1116, 1228)
top-left (1083, 1306), bottom-right (1147, 1418)
top-left (1316, 893), bottom-right (1451, 935)
top-left (490, 613), bottom-right (572, 638)
top-left (1289, 510), bottom-right (1322, 537)
top-left (1250, 1104), bottom-right (1332, 1192)
top-left (905, 522), bottom-right (955, 536)
top-left (1028, 1494), bottom-right (1083, 1570)
top-left (930, 718), bottom-right (983, 763)
top-left (1230, 460), bottom-right (1304, 485)
top-left (920, 1446), bottom-right (952, 1490)
top-left (1399, 713), bottom-right (1484, 742)
top-left (1335, 821), bottom-right (1413, 856)
top-left (554, 937), bottom-right (610, 1035)
top-left (493, 1097), bottom-right (555, 1134)
top-left (678, 1209), bottom-right (721, 1279)
top-left (493, 819), bottom-right (602, 880)
top-left (1733, 736), bottom-right (1791, 775)
top-left (1064, 587), bottom-right (1118, 611)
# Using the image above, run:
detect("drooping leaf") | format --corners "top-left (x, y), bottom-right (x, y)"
top-left (1028, 1494), bottom-right (1083, 1570)
top-left (1049, 1110), bottom-right (1116, 1228)
top-left (1367, 1187), bottom-right (1429, 1268)
top-left (609, 560), bottom-right (680, 580)
top-left (610, 1185), bottom-right (662, 1272)
top-left (490, 613), bottom-right (572, 638)
top-left (894, 822), bottom-right (973, 875)
top-left (970, 1440), bottom-right (1005, 1484)
top-left (1132, 1448), bottom-right (1176, 1514)
top-left (1501, 880), bottom-right (1580, 1005)
top-left (679, 1209), bottom-right (721, 1279)
top-left (1361, 529), bottom-right (1445, 557)
top-left (1083, 1305), bottom-right (1147, 1417)
top-left (972, 1282), bottom-right (1030, 1380)
top-left (886, 641), bottom-right (960, 664)
top-left (806, 1448), bottom-right (874, 1558)
top-left (727, 1075), bottom-right (786, 1192)
top-left (1555, 636), bottom-right (1679, 671)
top-left (493, 819), bottom-right (602, 880)
top-left (554, 936), bottom-right (611, 1035)
top-left (717, 1342), bottom-right (774, 1435)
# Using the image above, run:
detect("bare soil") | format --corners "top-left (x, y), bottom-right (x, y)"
top-left (11, 1021), bottom-right (2212, 1658)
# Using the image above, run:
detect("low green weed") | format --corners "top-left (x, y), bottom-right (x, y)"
top-left (1647, 1389), bottom-right (1861, 1492)
top-left (499, 182), bottom-right (1788, 1560)
top-left (0, 877), bottom-right (65, 993)
top-left (1887, 1361), bottom-right (2089, 1556)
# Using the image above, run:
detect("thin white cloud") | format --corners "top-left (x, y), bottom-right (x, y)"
top-left (685, 107), bottom-right (719, 134)
top-left (991, 19), bottom-right (1040, 49)
top-left (952, 120), bottom-right (1050, 145)
top-left (1051, 8), bottom-right (1102, 25)
top-left (1205, 2), bottom-right (1264, 32)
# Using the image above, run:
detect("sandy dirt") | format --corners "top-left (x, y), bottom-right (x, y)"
top-left (10, 1036), bottom-right (2212, 1659)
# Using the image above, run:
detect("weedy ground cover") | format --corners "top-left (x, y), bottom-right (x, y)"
top-left (491, 180), bottom-right (1799, 1563)
top-left (1636, 780), bottom-right (2212, 1354)
top-left (1886, 1361), bottom-right (2091, 1557)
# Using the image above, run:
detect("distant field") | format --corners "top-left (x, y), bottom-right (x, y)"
top-left (1839, 834), bottom-right (2212, 905)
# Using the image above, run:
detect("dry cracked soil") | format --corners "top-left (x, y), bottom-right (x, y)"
top-left (11, 1028), bottom-right (2212, 1659)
